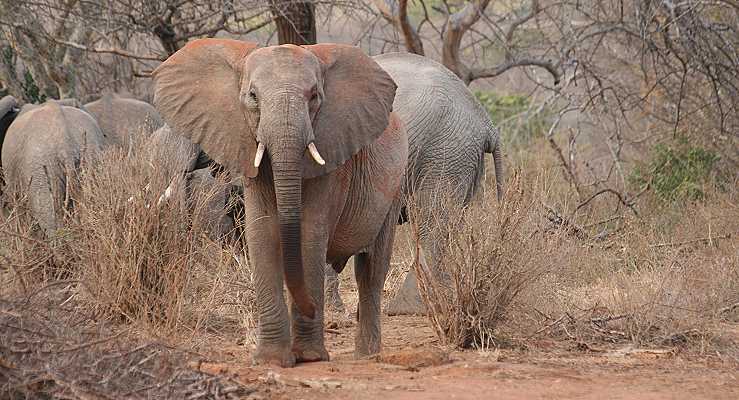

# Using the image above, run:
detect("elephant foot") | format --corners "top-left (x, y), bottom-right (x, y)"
top-left (386, 269), bottom-right (427, 316)
top-left (354, 339), bottom-right (381, 359)
top-left (252, 344), bottom-right (296, 368)
top-left (292, 342), bottom-right (330, 363)
top-left (354, 346), bottom-right (380, 360)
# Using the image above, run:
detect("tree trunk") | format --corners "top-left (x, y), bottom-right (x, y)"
top-left (270, 1), bottom-right (317, 45)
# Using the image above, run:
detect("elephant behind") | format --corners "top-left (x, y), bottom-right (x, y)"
top-left (1, 100), bottom-right (106, 235)
top-left (324, 53), bottom-right (504, 316)
top-left (379, 53), bottom-right (504, 315)
top-left (85, 93), bottom-right (164, 149)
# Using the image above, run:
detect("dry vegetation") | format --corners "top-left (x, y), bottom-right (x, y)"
top-left (0, 134), bottom-right (264, 396)
top-left (399, 152), bottom-right (738, 353)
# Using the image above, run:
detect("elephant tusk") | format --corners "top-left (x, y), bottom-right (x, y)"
top-left (254, 142), bottom-right (265, 168)
top-left (307, 142), bottom-right (325, 166)
top-left (156, 183), bottom-right (174, 206)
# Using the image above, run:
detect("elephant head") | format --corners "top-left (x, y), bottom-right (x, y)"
top-left (153, 39), bottom-right (396, 319)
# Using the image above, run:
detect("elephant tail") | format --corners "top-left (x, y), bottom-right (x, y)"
top-left (486, 127), bottom-right (504, 201)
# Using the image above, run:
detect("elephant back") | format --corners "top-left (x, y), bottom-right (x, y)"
top-left (5, 101), bottom-right (104, 181)
top-left (85, 93), bottom-right (164, 149)
top-left (374, 53), bottom-right (498, 203)
top-left (1, 101), bottom-right (105, 234)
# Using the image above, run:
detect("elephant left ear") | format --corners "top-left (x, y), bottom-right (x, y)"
top-left (302, 44), bottom-right (397, 178)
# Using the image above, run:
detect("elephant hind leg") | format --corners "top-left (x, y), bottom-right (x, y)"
top-left (28, 166), bottom-right (65, 237)
top-left (324, 263), bottom-right (347, 315)
top-left (354, 200), bottom-right (401, 358)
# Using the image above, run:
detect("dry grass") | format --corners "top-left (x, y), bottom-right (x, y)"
top-left (405, 172), bottom-right (566, 348)
top-left (0, 132), bottom-right (256, 345)
top-left (406, 162), bottom-right (738, 353)
top-left (0, 290), bottom-right (261, 399)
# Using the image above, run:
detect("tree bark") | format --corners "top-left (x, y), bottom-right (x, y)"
top-left (270, 1), bottom-right (317, 45)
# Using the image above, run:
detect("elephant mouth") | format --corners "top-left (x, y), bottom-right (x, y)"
top-left (252, 141), bottom-right (324, 169)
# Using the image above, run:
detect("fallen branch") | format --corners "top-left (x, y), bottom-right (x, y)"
top-left (542, 202), bottom-right (588, 240)
top-left (649, 232), bottom-right (734, 248)
top-left (720, 302), bottom-right (739, 315)
top-left (573, 188), bottom-right (638, 217)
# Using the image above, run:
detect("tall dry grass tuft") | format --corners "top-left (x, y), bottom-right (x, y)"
top-left (0, 190), bottom-right (76, 291)
top-left (533, 183), bottom-right (739, 348)
top-left (408, 164), bottom-right (738, 352)
top-left (407, 172), bottom-right (566, 348)
top-left (1, 131), bottom-right (257, 343)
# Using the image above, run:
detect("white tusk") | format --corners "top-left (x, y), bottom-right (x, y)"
top-left (307, 142), bottom-right (325, 165)
top-left (254, 142), bottom-right (265, 168)
top-left (157, 184), bottom-right (174, 206)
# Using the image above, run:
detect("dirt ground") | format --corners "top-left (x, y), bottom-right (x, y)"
top-left (192, 316), bottom-right (739, 400)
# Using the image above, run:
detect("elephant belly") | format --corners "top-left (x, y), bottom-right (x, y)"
top-left (327, 114), bottom-right (407, 261)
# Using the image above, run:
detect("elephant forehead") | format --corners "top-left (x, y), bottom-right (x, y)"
top-left (248, 45), bottom-right (320, 71)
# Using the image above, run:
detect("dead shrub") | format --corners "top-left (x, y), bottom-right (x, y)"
top-left (408, 172), bottom-right (565, 348)
top-left (408, 162), bottom-right (738, 353)
top-left (531, 187), bottom-right (739, 348)
top-left (0, 188), bottom-right (77, 291)
top-left (66, 132), bottom-right (254, 333)
top-left (0, 288), bottom-right (261, 399)
top-left (496, 174), bottom-right (739, 352)
top-left (2, 130), bottom-right (256, 341)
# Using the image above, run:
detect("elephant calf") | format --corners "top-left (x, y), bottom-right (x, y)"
top-left (1, 98), bottom-right (106, 235)
top-left (149, 124), bottom-right (236, 240)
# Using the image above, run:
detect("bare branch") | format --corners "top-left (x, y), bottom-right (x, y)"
top-left (52, 39), bottom-right (165, 62)
top-left (470, 57), bottom-right (561, 84)
top-left (372, 0), bottom-right (424, 55)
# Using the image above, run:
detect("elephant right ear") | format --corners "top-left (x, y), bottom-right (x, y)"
top-left (153, 39), bottom-right (260, 178)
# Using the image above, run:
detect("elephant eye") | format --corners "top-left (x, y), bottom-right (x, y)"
top-left (249, 89), bottom-right (258, 102)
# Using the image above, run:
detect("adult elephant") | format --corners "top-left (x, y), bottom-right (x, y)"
top-left (153, 39), bottom-right (407, 367)
top-left (85, 93), bottom-right (164, 149)
top-left (1, 99), bottom-right (106, 235)
top-left (324, 53), bottom-right (504, 316)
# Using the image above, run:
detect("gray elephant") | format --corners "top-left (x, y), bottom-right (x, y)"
top-left (324, 53), bottom-right (504, 316)
top-left (149, 124), bottom-right (235, 240)
top-left (1, 97), bottom-right (106, 235)
top-left (154, 39), bottom-right (407, 367)
top-left (85, 93), bottom-right (164, 149)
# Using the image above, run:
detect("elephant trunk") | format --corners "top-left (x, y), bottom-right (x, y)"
top-left (268, 126), bottom-right (316, 319)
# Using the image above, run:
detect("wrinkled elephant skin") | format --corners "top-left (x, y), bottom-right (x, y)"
top-left (1, 100), bottom-right (106, 235)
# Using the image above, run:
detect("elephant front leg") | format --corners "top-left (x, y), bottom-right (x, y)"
top-left (247, 216), bottom-right (294, 367)
top-left (290, 241), bottom-right (330, 362)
